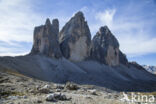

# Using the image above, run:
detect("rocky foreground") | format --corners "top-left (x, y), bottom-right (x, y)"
top-left (0, 71), bottom-right (130, 104)
top-left (1, 71), bottom-right (156, 104)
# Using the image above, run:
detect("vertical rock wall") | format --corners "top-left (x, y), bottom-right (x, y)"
top-left (30, 18), bottom-right (62, 58)
top-left (59, 12), bottom-right (91, 62)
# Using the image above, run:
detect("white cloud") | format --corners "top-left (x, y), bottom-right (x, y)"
top-left (0, 44), bottom-right (30, 56)
top-left (0, 0), bottom-right (43, 56)
top-left (80, 6), bottom-right (89, 13)
top-left (95, 9), bottom-right (156, 57)
top-left (0, 0), bottom-right (45, 43)
top-left (0, 0), bottom-right (69, 56)
top-left (0, 52), bottom-right (28, 56)
top-left (0, 0), bottom-right (70, 43)
top-left (119, 33), bottom-right (156, 57)
top-left (95, 9), bottom-right (116, 27)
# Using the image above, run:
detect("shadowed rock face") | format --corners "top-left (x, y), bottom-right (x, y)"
top-left (90, 26), bottom-right (120, 66)
top-left (59, 11), bottom-right (91, 62)
top-left (119, 50), bottom-right (128, 66)
top-left (129, 61), bottom-right (145, 70)
top-left (30, 18), bottom-right (62, 58)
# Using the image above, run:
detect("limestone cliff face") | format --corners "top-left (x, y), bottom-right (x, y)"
top-left (90, 26), bottom-right (120, 66)
top-left (59, 11), bottom-right (91, 62)
top-left (30, 18), bottom-right (62, 58)
top-left (30, 11), bottom-right (129, 66)
top-left (90, 26), bottom-right (129, 66)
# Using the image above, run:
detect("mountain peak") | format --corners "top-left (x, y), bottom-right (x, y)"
top-left (97, 26), bottom-right (119, 47)
top-left (74, 11), bottom-right (84, 18)
top-left (72, 11), bottom-right (85, 21)
top-left (30, 18), bottom-right (62, 58)
top-left (91, 26), bottom-right (125, 66)
top-left (99, 26), bottom-right (111, 35)
top-left (52, 19), bottom-right (59, 36)
top-left (45, 18), bottom-right (51, 26)
top-left (52, 19), bottom-right (59, 26)
top-left (59, 11), bottom-right (91, 62)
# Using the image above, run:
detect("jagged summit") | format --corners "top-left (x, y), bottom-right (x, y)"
top-left (45, 18), bottom-right (51, 26)
top-left (91, 26), bottom-right (129, 66)
top-left (100, 26), bottom-right (118, 41)
top-left (30, 11), bottom-right (128, 65)
top-left (52, 19), bottom-right (59, 30)
top-left (59, 11), bottom-right (89, 42)
top-left (29, 11), bottom-right (129, 66)
top-left (30, 18), bottom-right (62, 58)
top-left (99, 26), bottom-right (110, 34)
top-left (98, 26), bottom-right (119, 48)
top-left (52, 19), bottom-right (59, 37)
top-left (59, 11), bottom-right (91, 62)
top-left (90, 26), bottom-right (120, 66)
top-left (74, 11), bottom-right (84, 19)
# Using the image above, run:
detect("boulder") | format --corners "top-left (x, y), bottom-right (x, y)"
top-left (39, 84), bottom-right (52, 94)
top-left (54, 84), bottom-right (64, 89)
top-left (30, 18), bottom-right (62, 58)
top-left (65, 82), bottom-right (79, 90)
top-left (46, 93), bottom-right (68, 101)
top-left (59, 11), bottom-right (91, 62)
top-left (90, 26), bottom-right (119, 66)
top-left (46, 94), bottom-right (56, 101)
top-left (88, 89), bottom-right (97, 95)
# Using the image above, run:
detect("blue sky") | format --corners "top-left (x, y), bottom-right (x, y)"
top-left (0, 0), bottom-right (156, 65)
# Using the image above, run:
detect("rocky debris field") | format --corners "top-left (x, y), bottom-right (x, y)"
top-left (0, 71), bottom-right (134, 104)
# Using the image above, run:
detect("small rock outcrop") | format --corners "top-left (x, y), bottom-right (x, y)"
top-left (129, 62), bottom-right (145, 70)
top-left (90, 26), bottom-right (120, 66)
top-left (46, 93), bottom-right (68, 101)
top-left (119, 50), bottom-right (128, 66)
top-left (65, 82), bottom-right (79, 90)
top-left (39, 85), bottom-right (52, 94)
top-left (59, 11), bottom-right (91, 62)
top-left (30, 18), bottom-right (62, 58)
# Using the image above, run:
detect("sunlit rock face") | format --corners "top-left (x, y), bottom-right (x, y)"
top-left (90, 26), bottom-right (120, 66)
top-left (59, 11), bottom-right (91, 62)
top-left (30, 18), bottom-right (62, 58)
